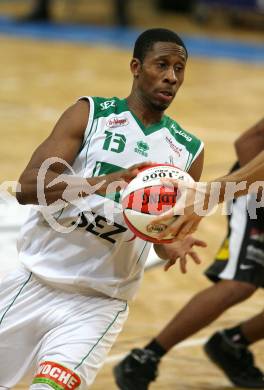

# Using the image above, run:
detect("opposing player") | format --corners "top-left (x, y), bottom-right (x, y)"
top-left (0, 28), bottom-right (204, 388)
top-left (151, 118), bottom-right (264, 240)
top-left (113, 118), bottom-right (264, 389)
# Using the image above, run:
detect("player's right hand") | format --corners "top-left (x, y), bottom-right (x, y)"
top-left (94, 161), bottom-right (153, 195)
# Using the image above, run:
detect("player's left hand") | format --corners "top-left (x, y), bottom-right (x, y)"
top-left (156, 236), bottom-right (207, 272)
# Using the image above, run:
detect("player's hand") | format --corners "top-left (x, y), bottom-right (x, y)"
top-left (152, 179), bottom-right (212, 240)
top-left (95, 162), bottom-right (153, 195)
top-left (156, 236), bottom-right (207, 272)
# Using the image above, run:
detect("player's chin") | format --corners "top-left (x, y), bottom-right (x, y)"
top-left (152, 100), bottom-right (171, 111)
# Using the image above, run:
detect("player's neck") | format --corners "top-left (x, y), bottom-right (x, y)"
top-left (126, 94), bottom-right (164, 127)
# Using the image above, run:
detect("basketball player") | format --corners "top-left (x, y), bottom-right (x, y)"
top-left (0, 29), bottom-right (204, 389)
top-left (114, 118), bottom-right (264, 389)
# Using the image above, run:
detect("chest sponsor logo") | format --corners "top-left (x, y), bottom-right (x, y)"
top-left (33, 361), bottom-right (81, 390)
top-left (134, 140), bottom-right (149, 157)
top-left (171, 124), bottom-right (192, 142)
top-left (106, 117), bottom-right (129, 128)
top-left (165, 136), bottom-right (183, 157)
top-left (100, 100), bottom-right (116, 110)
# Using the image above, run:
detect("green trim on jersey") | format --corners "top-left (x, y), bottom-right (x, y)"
top-left (93, 97), bottom-right (126, 118)
top-left (92, 97), bottom-right (202, 149)
top-left (92, 97), bottom-right (167, 136)
top-left (165, 116), bottom-right (202, 156)
top-left (84, 119), bottom-right (99, 167)
top-left (123, 99), bottom-right (167, 135)
top-left (92, 161), bottom-right (124, 202)
top-left (91, 96), bottom-right (203, 171)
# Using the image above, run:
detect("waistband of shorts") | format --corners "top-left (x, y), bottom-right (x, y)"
top-left (21, 265), bottom-right (110, 298)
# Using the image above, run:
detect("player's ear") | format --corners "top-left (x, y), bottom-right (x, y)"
top-left (130, 58), bottom-right (142, 78)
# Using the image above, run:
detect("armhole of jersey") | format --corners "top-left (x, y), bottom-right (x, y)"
top-left (78, 96), bottom-right (95, 147)
top-left (187, 141), bottom-right (204, 170)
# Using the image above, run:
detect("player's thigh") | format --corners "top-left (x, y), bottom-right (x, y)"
top-left (0, 268), bottom-right (41, 386)
top-left (31, 296), bottom-right (128, 389)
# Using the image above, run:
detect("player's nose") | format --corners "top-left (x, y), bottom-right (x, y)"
top-left (165, 67), bottom-right (177, 84)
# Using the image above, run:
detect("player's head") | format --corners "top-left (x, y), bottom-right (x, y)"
top-left (131, 28), bottom-right (188, 111)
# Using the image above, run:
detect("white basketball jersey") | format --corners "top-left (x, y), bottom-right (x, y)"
top-left (18, 96), bottom-right (203, 300)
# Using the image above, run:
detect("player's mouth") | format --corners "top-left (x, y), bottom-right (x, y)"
top-left (156, 90), bottom-right (174, 103)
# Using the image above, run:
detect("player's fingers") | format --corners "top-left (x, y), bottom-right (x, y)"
top-left (189, 251), bottom-right (202, 265)
top-left (193, 239), bottom-right (207, 248)
top-left (179, 256), bottom-right (187, 274)
top-left (164, 258), bottom-right (176, 272)
top-left (160, 178), bottom-right (179, 187)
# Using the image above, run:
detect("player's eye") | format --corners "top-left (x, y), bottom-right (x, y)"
top-left (174, 65), bottom-right (183, 72)
top-left (157, 62), bottom-right (167, 69)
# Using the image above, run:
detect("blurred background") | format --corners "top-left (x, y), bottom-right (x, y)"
top-left (0, 1), bottom-right (263, 389)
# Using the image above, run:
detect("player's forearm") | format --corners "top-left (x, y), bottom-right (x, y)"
top-left (16, 168), bottom-right (106, 205)
top-left (214, 150), bottom-right (264, 203)
top-left (235, 118), bottom-right (264, 166)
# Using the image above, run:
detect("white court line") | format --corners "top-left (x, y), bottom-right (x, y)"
top-left (105, 337), bottom-right (207, 364)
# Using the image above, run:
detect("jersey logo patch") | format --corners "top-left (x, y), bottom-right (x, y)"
top-left (100, 100), bottom-right (116, 110)
top-left (106, 117), bottom-right (129, 128)
top-left (171, 124), bottom-right (192, 142)
top-left (33, 361), bottom-right (81, 390)
top-left (134, 140), bottom-right (149, 157)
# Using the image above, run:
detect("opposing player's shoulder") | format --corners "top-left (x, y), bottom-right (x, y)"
top-left (91, 96), bottom-right (126, 118)
top-left (164, 116), bottom-right (203, 152)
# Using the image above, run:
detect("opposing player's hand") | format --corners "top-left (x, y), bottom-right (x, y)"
top-left (152, 179), bottom-right (212, 240)
top-left (156, 236), bottom-right (207, 272)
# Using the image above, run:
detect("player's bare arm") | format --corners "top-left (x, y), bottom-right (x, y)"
top-left (217, 149), bottom-right (264, 202)
top-left (235, 117), bottom-right (264, 167)
top-left (16, 99), bottom-right (149, 205)
top-left (213, 117), bottom-right (264, 202)
top-left (151, 119), bottom-right (264, 240)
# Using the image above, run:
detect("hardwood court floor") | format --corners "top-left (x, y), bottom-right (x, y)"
top-left (0, 19), bottom-right (263, 390)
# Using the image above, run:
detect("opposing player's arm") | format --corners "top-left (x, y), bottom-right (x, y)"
top-left (216, 150), bottom-right (264, 202)
top-left (235, 117), bottom-right (264, 167)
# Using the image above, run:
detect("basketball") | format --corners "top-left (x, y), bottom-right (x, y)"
top-left (121, 164), bottom-right (194, 243)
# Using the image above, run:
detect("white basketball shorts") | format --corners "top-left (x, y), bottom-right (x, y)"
top-left (0, 266), bottom-right (128, 389)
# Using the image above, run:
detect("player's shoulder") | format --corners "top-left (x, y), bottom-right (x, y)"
top-left (91, 96), bottom-right (127, 118)
top-left (164, 115), bottom-right (203, 149)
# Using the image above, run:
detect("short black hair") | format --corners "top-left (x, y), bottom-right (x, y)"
top-left (133, 28), bottom-right (188, 62)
